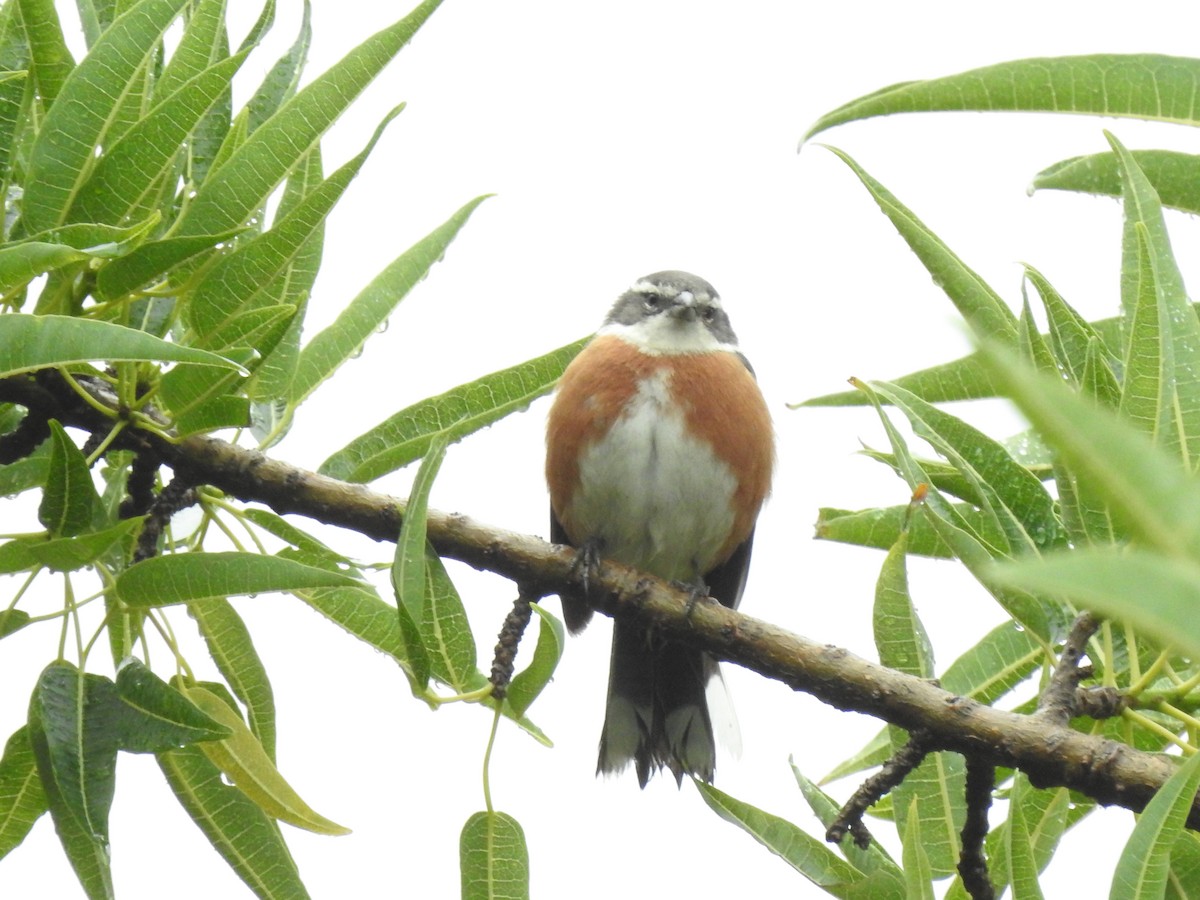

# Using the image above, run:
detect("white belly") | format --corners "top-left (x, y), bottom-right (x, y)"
top-left (567, 371), bottom-right (737, 582)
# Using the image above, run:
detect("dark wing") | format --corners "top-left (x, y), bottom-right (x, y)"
top-left (550, 508), bottom-right (595, 633)
top-left (704, 528), bottom-right (756, 611)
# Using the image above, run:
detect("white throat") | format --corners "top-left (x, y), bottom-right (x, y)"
top-left (598, 317), bottom-right (737, 356)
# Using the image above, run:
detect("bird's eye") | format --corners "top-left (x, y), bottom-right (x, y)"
top-left (701, 307), bottom-right (716, 323)
top-left (642, 295), bottom-right (660, 312)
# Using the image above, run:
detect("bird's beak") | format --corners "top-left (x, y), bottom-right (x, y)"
top-left (669, 292), bottom-right (698, 322)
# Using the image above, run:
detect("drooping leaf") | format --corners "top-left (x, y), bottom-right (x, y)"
top-left (0, 725), bottom-right (48, 860)
top-left (460, 810), bottom-right (529, 900)
top-left (698, 780), bottom-right (902, 898)
top-left (1110, 751), bottom-right (1200, 900)
top-left (158, 743), bottom-right (311, 899)
top-left (504, 604), bottom-right (565, 718)
top-left (187, 597), bottom-right (278, 760)
top-left (179, 684), bottom-right (349, 836)
top-left (391, 434), bottom-right (450, 693)
top-left (113, 659), bottom-right (231, 752)
top-left (38, 420), bottom-right (99, 537)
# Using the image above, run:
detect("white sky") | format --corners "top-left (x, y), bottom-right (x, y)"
top-left (8, 1), bottom-right (1200, 897)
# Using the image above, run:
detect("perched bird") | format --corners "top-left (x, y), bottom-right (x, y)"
top-left (545, 270), bottom-right (774, 786)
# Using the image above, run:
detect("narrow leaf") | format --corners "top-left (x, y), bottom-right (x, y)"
top-left (174, 0), bottom-right (442, 237)
top-left (158, 743), bottom-right (311, 899)
top-left (1110, 751), bottom-right (1200, 900)
top-left (188, 597), bottom-right (277, 760)
top-left (114, 658), bottom-right (231, 752)
top-left (21, 0), bottom-right (190, 232)
top-left (321, 335), bottom-right (587, 481)
top-left (805, 55), bottom-right (1200, 142)
top-left (821, 145), bottom-right (1017, 344)
top-left (0, 726), bottom-right (48, 859)
top-left (1033, 150), bottom-right (1200, 215)
top-left (117, 551), bottom-right (362, 606)
top-left (180, 684), bottom-right (349, 835)
top-left (39, 420), bottom-right (98, 537)
top-left (0, 314), bottom-right (245, 376)
top-left (505, 604), bottom-right (565, 718)
top-left (291, 195), bottom-right (489, 407)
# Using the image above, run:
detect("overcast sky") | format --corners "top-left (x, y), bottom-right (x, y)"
top-left (8, 2), bottom-right (1200, 897)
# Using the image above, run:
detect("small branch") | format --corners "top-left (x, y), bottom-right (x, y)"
top-left (1037, 612), bottom-right (1101, 725)
top-left (958, 756), bottom-right (996, 900)
top-left (827, 729), bottom-right (932, 849)
top-left (133, 475), bottom-right (197, 564)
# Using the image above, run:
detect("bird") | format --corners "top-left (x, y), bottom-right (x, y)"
top-left (545, 270), bottom-right (774, 787)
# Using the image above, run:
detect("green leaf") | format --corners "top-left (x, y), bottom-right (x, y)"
top-left (187, 105), bottom-right (402, 344)
top-left (820, 145), bottom-right (1018, 345)
top-left (0, 726), bottom-right (48, 860)
top-left (0, 314), bottom-right (245, 376)
top-left (291, 195), bottom-right (489, 407)
top-left (855, 379), bottom-right (1057, 638)
top-left (1109, 132), bottom-right (1200, 469)
top-left (179, 684), bottom-right (349, 836)
top-left (39, 420), bottom-right (98, 537)
top-left (321, 335), bottom-right (587, 481)
top-left (16, 0), bottom-right (75, 111)
top-left (792, 764), bottom-right (903, 879)
top-left (67, 46), bottom-right (254, 227)
top-left (94, 228), bottom-right (244, 302)
top-left (1025, 264), bottom-right (1118, 385)
top-left (0, 241), bottom-right (90, 292)
top-left (873, 531), bottom-right (966, 878)
top-left (421, 553), bottom-right (477, 694)
top-left (1111, 751), bottom-right (1200, 899)
top-left (1166, 832), bottom-right (1200, 899)
top-left (999, 775), bottom-right (1049, 900)
top-left (505, 604), bottom-right (565, 718)
top-left (698, 779), bottom-right (903, 898)
top-left (992, 548), bottom-right (1200, 663)
top-left (117, 551), bottom-right (362, 606)
top-left (460, 810), bottom-right (529, 900)
top-left (0, 610), bottom-right (32, 638)
top-left (901, 799), bottom-right (935, 900)
top-left (814, 505), bottom-right (954, 558)
top-left (157, 743), bottom-right (311, 900)
top-left (173, 0), bottom-right (442, 237)
top-left (805, 55), bottom-right (1200, 142)
top-left (391, 434), bottom-right (450, 692)
top-left (0, 518), bottom-right (140, 574)
top-left (20, 0), bottom-right (189, 233)
top-left (187, 596), bottom-right (278, 760)
top-left (873, 532), bottom-right (933, 680)
top-left (980, 341), bottom-right (1200, 561)
top-left (869, 380), bottom-right (1063, 556)
top-left (799, 353), bottom-right (1000, 407)
top-left (1033, 150), bottom-right (1200, 216)
top-left (113, 659), bottom-right (231, 752)
top-left (26, 663), bottom-right (121, 899)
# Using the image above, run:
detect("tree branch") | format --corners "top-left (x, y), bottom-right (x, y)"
top-left (2, 372), bottom-right (1194, 827)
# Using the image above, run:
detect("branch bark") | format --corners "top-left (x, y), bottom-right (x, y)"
top-left (2, 372), bottom-right (1194, 827)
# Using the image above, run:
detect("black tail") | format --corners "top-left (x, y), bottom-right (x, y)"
top-left (597, 619), bottom-right (722, 787)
